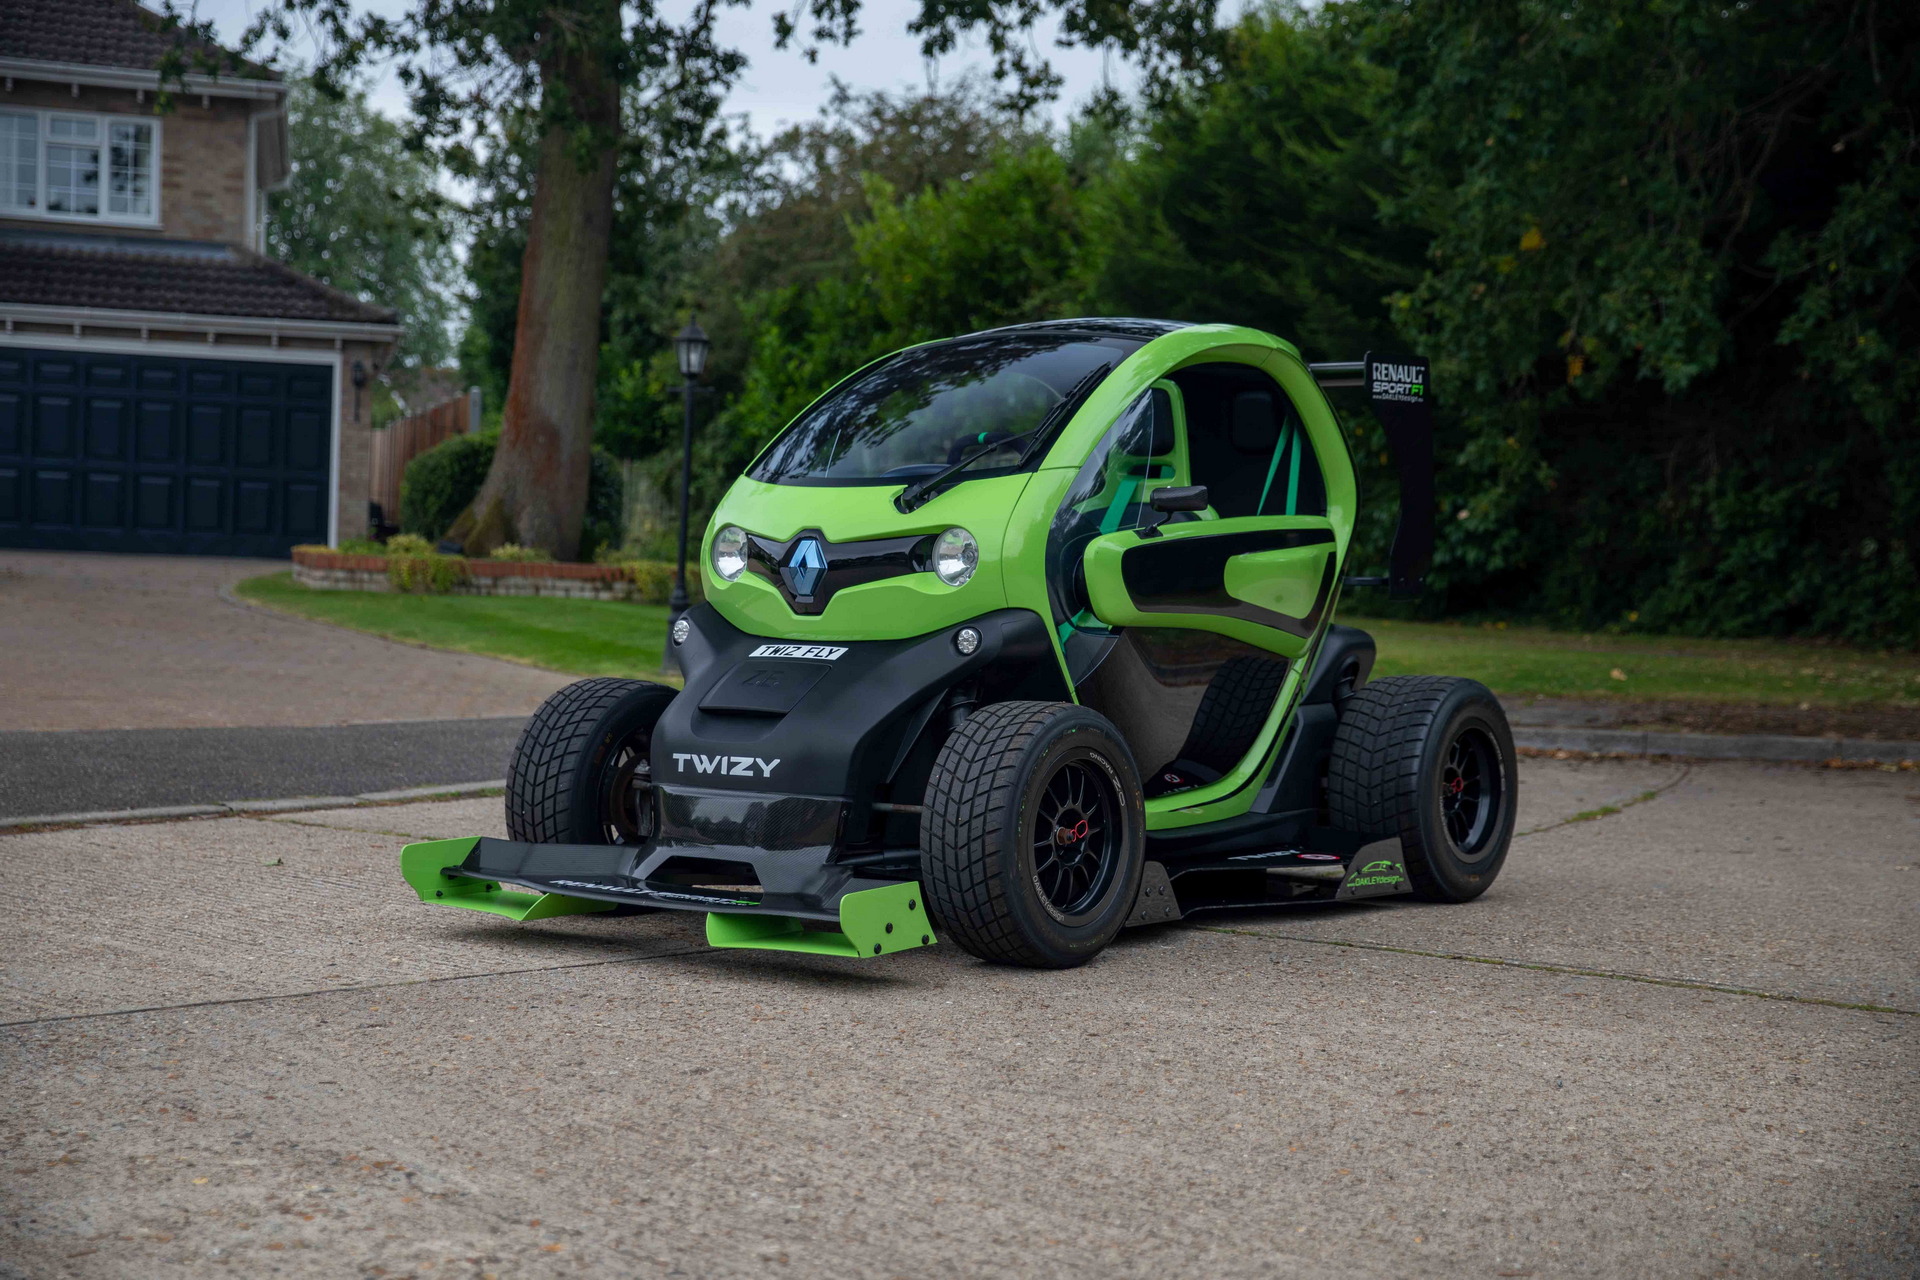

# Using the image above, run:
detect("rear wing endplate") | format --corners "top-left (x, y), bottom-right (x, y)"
top-left (1309, 353), bottom-right (1434, 599)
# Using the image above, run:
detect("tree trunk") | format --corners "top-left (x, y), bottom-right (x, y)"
top-left (447, 12), bottom-right (619, 560)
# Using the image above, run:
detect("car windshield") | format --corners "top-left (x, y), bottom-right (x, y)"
top-left (749, 332), bottom-right (1143, 485)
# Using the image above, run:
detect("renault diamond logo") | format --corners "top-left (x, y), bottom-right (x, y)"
top-left (781, 537), bottom-right (827, 598)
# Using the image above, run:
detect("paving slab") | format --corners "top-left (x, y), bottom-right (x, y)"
top-left (269, 796), bottom-right (509, 842)
top-left (3, 928), bottom-right (1913, 1279)
top-left (0, 813), bottom-right (702, 1024)
top-left (1503, 755), bottom-right (1687, 835)
top-left (0, 549), bottom-right (571, 731)
top-left (1213, 760), bottom-right (1920, 1010)
top-left (2, 757), bottom-right (1915, 1278)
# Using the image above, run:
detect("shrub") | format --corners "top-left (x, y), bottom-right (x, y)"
top-left (399, 434), bottom-right (496, 542)
top-left (399, 432), bottom-right (625, 558)
top-left (335, 537), bottom-right (386, 555)
top-left (383, 532), bottom-right (465, 593)
top-left (488, 543), bottom-right (552, 563)
top-left (594, 548), bottom-right (704, 604)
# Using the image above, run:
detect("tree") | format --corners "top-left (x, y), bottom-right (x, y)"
top-left (456, 81), bottom-right (1028, 480)
top-left (720, 141), bottom-right (1091, 485)
top-left (267, 78), bottom-right (461, 366)
top-left (1334, 0), bottom-right (1920, 641)
top-left (246, 0), bottom-right (1220, 559)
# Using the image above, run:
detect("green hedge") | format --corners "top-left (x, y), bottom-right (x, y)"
top-left (400, 432), bottom-right (623, 557)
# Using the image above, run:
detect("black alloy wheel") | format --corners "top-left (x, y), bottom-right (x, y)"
top-left (922, 700), bottom-right (1146, 967)
top-left (1438, 725), bottom-right (1503, 856)
top-left (597, 734), bottom-right (655, 846)
top-left (1030, 755), bottom-right (1123, 920)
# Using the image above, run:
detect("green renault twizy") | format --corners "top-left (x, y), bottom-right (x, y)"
top-left (401, 319), bottom-right (1518, 968)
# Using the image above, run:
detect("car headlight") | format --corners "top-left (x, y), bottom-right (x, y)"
top-left (931, 527), bottom-right (978, 587)
top-left (711, 525), bottom-right (748, 582)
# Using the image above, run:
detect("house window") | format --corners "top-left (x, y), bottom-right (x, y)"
top-left (0, 112), bottom-right (35, 211)
top-left (0, 109), bottom-right (159, 225)
top-left (109, 121), bottom-right (155, 216)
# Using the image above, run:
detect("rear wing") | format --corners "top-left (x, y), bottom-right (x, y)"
top-left (1309, 353), bottom-right (1434, 600)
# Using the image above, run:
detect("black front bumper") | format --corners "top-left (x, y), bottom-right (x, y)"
top-left (442, 785), bottom-right (895, 923)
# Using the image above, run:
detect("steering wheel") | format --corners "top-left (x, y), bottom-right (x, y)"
top-left (946, 430), bottom-right (1019, 464)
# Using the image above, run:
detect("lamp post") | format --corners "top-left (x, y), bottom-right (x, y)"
top-left (668, 317), bottom-right (712, 630)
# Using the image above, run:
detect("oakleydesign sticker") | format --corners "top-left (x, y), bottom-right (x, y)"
top-left (1336, 848), bottom-right (1412, 899)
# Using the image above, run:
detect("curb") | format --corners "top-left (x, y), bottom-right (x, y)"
top-left (1511, 725), bottom-right (1918, 764)
top-left (0, 779), bottom-right (507, 832)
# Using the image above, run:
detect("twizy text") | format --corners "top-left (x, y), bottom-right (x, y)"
top-left (673, 754), bottom-right (782, 778)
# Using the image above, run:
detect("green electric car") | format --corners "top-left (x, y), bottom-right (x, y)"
top-left (402, 319), bottom-right (1518, 967)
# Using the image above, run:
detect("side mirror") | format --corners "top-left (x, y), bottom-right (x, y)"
top-left (1149, 485), bottom-right (1209, 512)
top-left (1139, 485), bottom-right (1209, 538)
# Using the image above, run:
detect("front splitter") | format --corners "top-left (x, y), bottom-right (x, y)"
top-left (400, 836), bottom-right (935, 958)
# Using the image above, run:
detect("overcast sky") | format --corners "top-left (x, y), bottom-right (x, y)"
top-left (181, 0), bottom-right (1164, 139)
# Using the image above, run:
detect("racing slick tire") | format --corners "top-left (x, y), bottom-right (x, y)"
top-left (1325, 676), bottom-right (1517, 903)
top-left (506, 677), bottom-right (678, 847)
top-left (921, 701), bottom-right (1146, 968)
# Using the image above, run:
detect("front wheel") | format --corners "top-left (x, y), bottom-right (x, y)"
top-left (1326, 676), bottom-right (1518, 902)
top-left (505, 678), bottom-right (679, 846)
top-left (921, 701), bottom-right (1146, 968)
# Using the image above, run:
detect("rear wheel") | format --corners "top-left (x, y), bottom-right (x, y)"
top-left (922, 701), bottom-right (1145, 968)
top-left (1326, 676), bottom-right (1517, 902)
top-left (506, 678), bottom-right (678, 846)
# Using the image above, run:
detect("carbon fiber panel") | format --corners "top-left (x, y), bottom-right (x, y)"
top-left (657, 788), bottom-right (842, 851)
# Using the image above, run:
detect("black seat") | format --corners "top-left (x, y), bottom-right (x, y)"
top-left (1144, 655), bottom-right (1291, 798)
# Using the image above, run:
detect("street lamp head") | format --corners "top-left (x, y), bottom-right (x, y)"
top-left (675, 316), bottom-right (712, 379)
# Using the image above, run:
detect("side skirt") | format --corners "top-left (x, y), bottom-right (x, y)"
top-left (1123, 835), bottom-right (1412, 925)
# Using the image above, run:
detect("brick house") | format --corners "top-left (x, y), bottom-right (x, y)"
top-left (0, 0), bottom-right (401, 556)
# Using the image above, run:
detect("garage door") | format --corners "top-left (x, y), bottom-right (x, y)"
top-left (0, 345), bottom-right (333, 558)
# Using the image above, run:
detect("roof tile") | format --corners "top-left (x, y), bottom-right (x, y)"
top-left (1, 0), bottom-right (272, 79)
top-left (0, 234), bottom-right (398, 326)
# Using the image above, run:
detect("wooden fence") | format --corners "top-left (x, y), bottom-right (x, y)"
top-left (370, 390), bottom-right (478, 529)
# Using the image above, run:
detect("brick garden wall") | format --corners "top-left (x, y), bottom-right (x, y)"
top-left (292, 548), bottom-right (645, 601)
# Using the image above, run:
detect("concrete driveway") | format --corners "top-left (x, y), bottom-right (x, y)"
top-left (2, 756), bottom-right (1914, 1278)
top-left (0, 550), bottom-right (570, 731)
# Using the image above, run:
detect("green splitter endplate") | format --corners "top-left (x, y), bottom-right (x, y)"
top-left (400, 837), bottom-right (615, 921)
top-left (706, 881), bottom-right (935, 958)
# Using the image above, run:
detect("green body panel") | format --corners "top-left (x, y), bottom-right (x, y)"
top-left (705, 881), bottom-right (936, 958)
top-left (1081, 514), bottom-right (1339, 659)
top-left (695, 323), bottom-right (1360, 833)
top-left (399, 837), bottom-right (616, 920)
top-left (704, 473), bottom-right (1028, 640)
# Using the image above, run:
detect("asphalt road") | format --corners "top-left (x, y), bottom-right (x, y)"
top-left (0, 719), bottom-right (527, 820)
top-left (2, 756), bottom-right (1915, 1278)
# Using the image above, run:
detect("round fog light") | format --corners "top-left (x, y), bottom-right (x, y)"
top-left (671, 617), bottom-right (691, 645)
top-left (954, 627), bottom-right (981, 656)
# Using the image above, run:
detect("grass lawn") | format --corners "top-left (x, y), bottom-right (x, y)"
top-left (238, 572), bottom-right (1918, 709)
top-left (237, 572), bottom-right (673, 678)
top-left (1362, 617), bottom-right (1919, 706)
